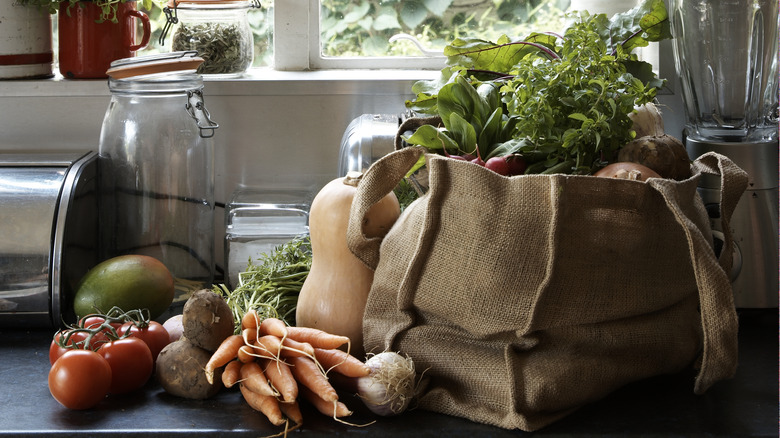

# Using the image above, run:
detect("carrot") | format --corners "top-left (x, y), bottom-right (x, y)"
top-left (286, 326), bottom-right (350, 350)
top-left (259, 317), bottom-right (288, 339)
top-left (254, 334), bottom-right (283, 358)
top-left (237, 344), bottom-right (259, 363)
top-left (313, 348), bottom-right (370, 377)
top-left (279, 401), bottom-right (303, 426)
top-left (205, 334), bottom-right (244, 383)
top-left (240, 361), bottom-right (278, 397)
top-left (242, 327), bottom-right (258, 344)
top-left (287, 356), bottom-right (338, 403)
top-left (261, 358), bottom-right (298, 403)
top-left (299, 385), bottom-right (352, 418)
top-left (280, 337), bottom-right (315, 359)
top-left (222, 359), bottom-right (242, 388)
top-left (240, 383), bottom-right (285, 426)
top-left (241, 309), bottom-right (260, 331)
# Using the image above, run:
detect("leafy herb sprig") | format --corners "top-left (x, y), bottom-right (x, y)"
top-left (403, 0), bottom-right (672, 176)
top-left (18, 0), bottom-right (159, 23)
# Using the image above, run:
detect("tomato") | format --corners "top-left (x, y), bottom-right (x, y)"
top-left (49, 329), bottom-right (108, 365)
top-left (98, 336), bottom-right (153, 394)
top-left (118, 321), bottom-right (171, 361)
top-left (80, 315), bottom-right (122, 331)
top-left (48, 349), bottom-right (112, 410)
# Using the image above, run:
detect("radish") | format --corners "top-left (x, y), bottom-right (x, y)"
top-left (441, 146), bottom-right (467, 161)
top-left (506, 154), bottom-right (527, 175)
top-left (485, 156), bottom-right (510, 175)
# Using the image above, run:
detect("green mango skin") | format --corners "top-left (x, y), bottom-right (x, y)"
top-left (73, 255), bottom-right (175, 320)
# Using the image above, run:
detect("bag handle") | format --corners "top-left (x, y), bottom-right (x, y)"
top-left (648, 152), bottom-right (748, 394)
top-left (347, 146), bottom-right (426, 270)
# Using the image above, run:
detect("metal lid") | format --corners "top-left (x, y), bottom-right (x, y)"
top-left (106, 51), bottom-right (204, 79)
top-left (167, 0), bottom-right (252, 8)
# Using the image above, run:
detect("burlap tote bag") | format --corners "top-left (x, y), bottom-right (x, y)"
top-left (346, 146), bottom-right (748, 431)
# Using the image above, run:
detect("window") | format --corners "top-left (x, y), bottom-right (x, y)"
top-left (144, 0), bottom-right (571, 70)
top-left (276, 0), bottom-right (571, 70)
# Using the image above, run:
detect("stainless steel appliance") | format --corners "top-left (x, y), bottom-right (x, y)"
top-left (671, 0), bottom-right (778, 307)
top-left (0, 151), bottom-right (98, 327)
top-left (338, 113), bottom-right (407, 176)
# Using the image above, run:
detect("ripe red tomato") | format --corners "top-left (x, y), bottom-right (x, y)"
top-left (98, 336), bottom-right (153, 394)
top-left (49, 329), bottom-right (108, 365)
top-left (48, 349), bottom-right (112, 410)
top-left (118, 321), bottom-right (171, 361)
top-left (80, 315), bottom-right (122, 331)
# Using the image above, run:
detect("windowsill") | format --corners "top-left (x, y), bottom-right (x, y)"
top-left (0, 68), bottom-right (440, 97)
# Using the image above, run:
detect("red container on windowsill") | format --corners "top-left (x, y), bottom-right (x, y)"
top-left (58, 1), bottom-right (151, 79)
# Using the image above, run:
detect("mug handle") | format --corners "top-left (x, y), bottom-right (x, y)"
top-left (128, 10), bottom-right (151, 52)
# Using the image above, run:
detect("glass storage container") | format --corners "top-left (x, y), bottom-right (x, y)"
top-left (225, 188), bottom-right (311, 289)
top-left (98, 52), bottom-right (219, 312)
top-left (167, 0), bottom-right (254, 77)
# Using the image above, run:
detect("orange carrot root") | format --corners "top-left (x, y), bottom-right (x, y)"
top-left (299, 385), bottom-right (352, 418)
top-left (259, 317), bottom-right (289, 339)
top-left (278, 401), bottom-right (304, 426)
top-left (285, 326), bottom-right (350, 350)
top-left (241, 309), bottom-right (260, 331)
top-left (287, 356), bottom-right (338, 403)
top-left (222, 359), bottom-right (242, 388)
top-left (205, 334), bottom-right (244, 384)
top-left (240, 361), bottom-right (278, 397)
top-left (313, 348), bottom-right (369, 377)
top-left (240, 383), bottom-right (286, 426)
top-left (261, 358), bottom-right (298, 403)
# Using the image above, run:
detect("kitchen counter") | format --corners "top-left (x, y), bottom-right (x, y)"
top-left (1, 309), bottom-right (776, 437)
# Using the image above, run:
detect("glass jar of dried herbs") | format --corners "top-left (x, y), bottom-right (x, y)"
top-left (168, 0), bottom-right (254, 77)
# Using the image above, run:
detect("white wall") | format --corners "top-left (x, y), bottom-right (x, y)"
top-left (0, 66), bottom-right (685, 276)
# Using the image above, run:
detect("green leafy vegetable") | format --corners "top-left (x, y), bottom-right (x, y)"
top-left (403, 0), bottom-right (672, 175)
top-left (17, 0), bottom-right (158, 23)
top-left (213, 236), bottom-right (312, 332)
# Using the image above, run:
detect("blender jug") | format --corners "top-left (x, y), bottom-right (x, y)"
top-left (672, 0), bottom-right (778, 142)
top-left (671, 0), bottom-right (779, 308)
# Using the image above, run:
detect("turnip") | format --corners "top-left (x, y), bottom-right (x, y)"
top-left (617, 134), bottom-right (691, 181)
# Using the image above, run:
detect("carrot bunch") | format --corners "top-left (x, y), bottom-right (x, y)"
top-left (204, 309), bottom-right (370, 430)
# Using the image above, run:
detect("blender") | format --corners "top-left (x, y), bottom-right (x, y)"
top-left (671, 0), bottom-right (779, 308)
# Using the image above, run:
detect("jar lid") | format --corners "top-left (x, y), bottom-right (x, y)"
top-left (167, 0), bottom-right (252, 8)
top-left (106, 51), bottom-right (204, 79)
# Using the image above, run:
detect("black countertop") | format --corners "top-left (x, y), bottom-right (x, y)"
top-left (1, 309), bottom-right (777, 437)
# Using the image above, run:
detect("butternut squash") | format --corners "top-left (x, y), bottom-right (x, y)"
top-left (295, 172), bottom-right (400, 358)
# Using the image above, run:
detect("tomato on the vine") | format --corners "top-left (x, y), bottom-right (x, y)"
top-left (98, 336), bottom-right (153, 394)
top-left (49, 329), bottom-right (109, 365)
top-left (48, 349), bottom-right (112, 410)
top-left (118, 321), bottom-right (170, 361)
top-left (80, 315), bottom-right (122, 331)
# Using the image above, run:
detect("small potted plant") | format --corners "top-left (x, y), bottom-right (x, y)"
top-left (18, 0), bottom-right (157, 79)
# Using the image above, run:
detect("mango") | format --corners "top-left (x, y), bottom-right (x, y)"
top-left (73, 255), bottom-right (175, 320)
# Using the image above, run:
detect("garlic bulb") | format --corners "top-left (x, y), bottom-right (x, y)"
top-left (355, 352), bottom-right (416, 416)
